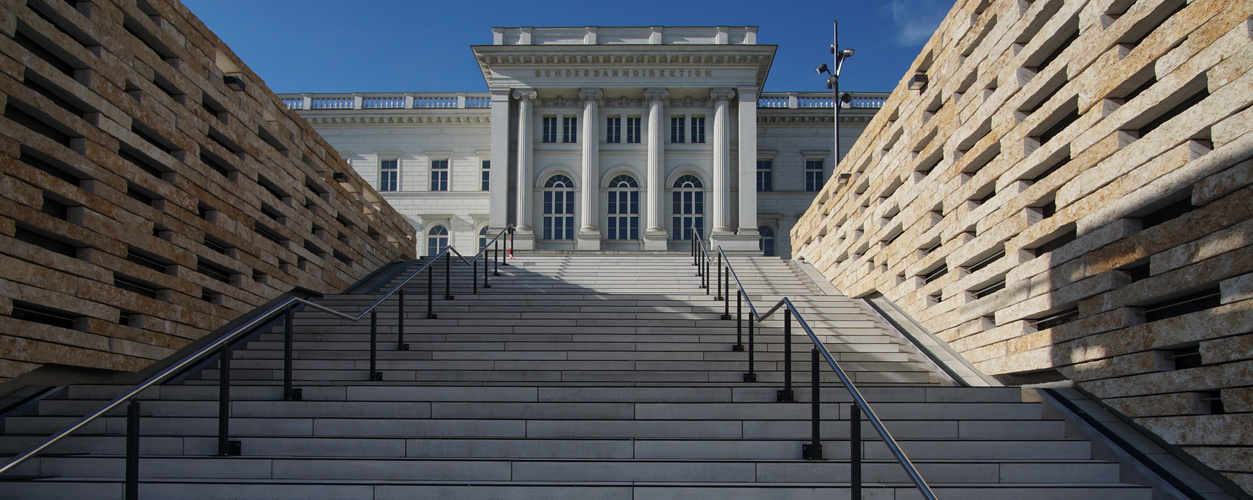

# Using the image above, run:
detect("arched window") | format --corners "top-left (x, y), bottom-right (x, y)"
top-left (607, 175), bottom-right (639, 240)
top-left (758, 225), bottom-right (775, 257)
top-left (427, 225), bottom-right (448, 256)
top-left (478, 226), bottom-right (489, 251)
top-left (543, 175), bottom-right (575, 240)
top-left (671, 175), bottom-right (704, 240)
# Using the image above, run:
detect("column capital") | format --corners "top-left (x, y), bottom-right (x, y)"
top-left (512, 89), bottom-right (537, 101)
top-left (644, 88), bottom-right (670, 101)
top-left (578, 89), bottom-right (603, 103)
top-left (710, 89), bottom-right (736, 101)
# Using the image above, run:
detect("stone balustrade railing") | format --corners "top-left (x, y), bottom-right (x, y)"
top-left (278, 92), bottom-right (493, 110)
top-left (757, 91), bottom-right (888, 109)
top-left (278, 91), bottom-right (886, 111)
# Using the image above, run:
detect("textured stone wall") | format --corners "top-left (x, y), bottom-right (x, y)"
top-left (793, 0), bottom-right (1252, 490)
top-left (0, 0), bottom-right (416, 383)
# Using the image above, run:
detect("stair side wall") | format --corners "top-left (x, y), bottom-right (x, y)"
top-left (0, 0), bottom-right (417, 384)
top-left (792, 0), bottom-right (1253, 491)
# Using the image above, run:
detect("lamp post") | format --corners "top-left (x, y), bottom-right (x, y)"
top-left (817, 21), bottom-right (854, 169)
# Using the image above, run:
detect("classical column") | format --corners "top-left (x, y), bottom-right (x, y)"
top-left (488, 89), bottom-right (511, 232)
top-left (710, 89), bottom-right (735, 238)
top-left (642, 88), bottom-right (669, 251)
top-left (577, 88), bottom-right (603, 250)
top-left (512, 89), bottom-right (537, 249)
top-left (707, 86), bottom-right (760, 252)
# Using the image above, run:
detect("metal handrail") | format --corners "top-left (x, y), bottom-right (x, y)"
top-left (0, 225), bottom-right (515, 477)
top-left (691, 236), bottom-right (937, 500)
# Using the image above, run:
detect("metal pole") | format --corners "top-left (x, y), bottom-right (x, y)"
top-left (715, 252), bottom-right (722, 300)
top-left (744, 316), bottom-right (756, 382)
top-left (733, 291), bottom-right (744, 351)
top-left (494, 239), bottom-right (501, 276)
top-left (851, 403), bottom-right (862, 498)
top-left (427, 264), bottom-right (436, 319)
top-left (473, 256), bottom-right (478, 295)
top-left (444, 252), bottom-right (453, 300)
top-left (397, 289), bottom-right (408, 351)
top-left (369, 310), bottom-right (381, 380)
top-left (722, 261), bottom-right (731, 320)
top-left (283, 307), bottom-right (294, 400)
top-left (779, 309), bottom-right (794, 402)
top-left (125, 399), bottom-right (139, 500)
top-left (804, 347), bottom-right (824, 460)
top-left (217, 347), bottom-right (231, 456)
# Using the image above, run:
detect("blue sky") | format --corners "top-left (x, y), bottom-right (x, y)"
top-left (181, 0), bottom-right (952, 94)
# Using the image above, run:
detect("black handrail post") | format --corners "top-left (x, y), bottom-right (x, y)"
top-left (397, 289), bottom-right (408, 350)
top-left (484, 252), bottom-right (492, 289)
top-left (472, 256), bottom-right (479, 295)
top-left (444, 252), bottom-right (453, 300)
top-left (426, 263), bottom-right (437, 319)
top-left (722, 261), bottom-right (731, 320)
top-left (850, 403), bottom-right (862, 497)
top-left (283, 307), bottom-right (298, 401)
top-left (369, 310), bottom-right (381, 380)
top-left (125, 399), bottom-right (139, 500)
top-left (744, 317), bottom-right (757, 382)
top-left (778, 308), bottom-right (795, 402)
top-left (217, 347), bottom-right (238, 456)
top-left (804, 347), bottom-right (824, 460)
top-left (733, 291), bottom-right (744, 351)
top-left (715, 252), bottom-right (723, 301)
top-left (704, 255), bottom-right (710, 294)
top-left (493, 240), bottom-right (501, 276)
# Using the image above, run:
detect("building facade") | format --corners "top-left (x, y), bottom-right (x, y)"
top-left (279, 26), bottom-right (883, 257)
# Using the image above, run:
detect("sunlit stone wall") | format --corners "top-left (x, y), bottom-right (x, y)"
top-left (793, 0), bottom-right (1252, 490)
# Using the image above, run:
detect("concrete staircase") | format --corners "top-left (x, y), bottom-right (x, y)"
top-left (0, 253), bottom-right (1154, 499)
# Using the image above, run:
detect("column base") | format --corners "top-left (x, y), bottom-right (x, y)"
top-left (642, 228), bottom-right (669, 251)
top-left (512, 227), bottom-right (536, 250)
top-left (576, 228), bottom-right (602, 251)
top-left (713, 232), bottom-right (760, 254)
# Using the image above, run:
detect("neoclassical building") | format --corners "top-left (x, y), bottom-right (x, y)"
top-left (280, 26), bottom-right (883, 256)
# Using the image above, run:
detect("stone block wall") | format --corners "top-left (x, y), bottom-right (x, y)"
top-left (793, 0), bottom-right (1252, 490)
top-left (0, 0), bottom-right (416, 384)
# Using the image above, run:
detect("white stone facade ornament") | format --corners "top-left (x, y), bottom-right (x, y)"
top-left (668, 97), bottom-right (709, 108)
top-left (710, 89), bottom-right (736, 102)
top-left (578, 89), bottom-right (604, 104)
top-left (644, 88), bottom-right (670, 101)
top-left (539, 97), bottom-right (582, 107)
top-left (512, 89), bottom-right (537, 101)
top-left (602, 97), bottom-right (644, 108)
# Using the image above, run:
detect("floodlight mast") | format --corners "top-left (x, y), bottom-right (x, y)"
top-left (816, 21), bottom-right (853, 171)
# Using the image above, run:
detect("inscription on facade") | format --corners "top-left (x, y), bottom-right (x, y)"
top-left (535, 69), bottom-right (714, 79)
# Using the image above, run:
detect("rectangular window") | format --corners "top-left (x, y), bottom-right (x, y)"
top-left (481, 160), bottom-right (490, 191)
top-left (757, 160), bottom-right (773, 192)
top-left (805, 159), bottom-right (824, 192)
top-left (671, 116), bottom-right (685, 143)
top-left (562, 116), bottom-right (577, 143)
top-left (430, 160), bottom-right (448, 191)
top-left (626, 117), bottom-right (641, 143)
top-left (606, 117), bottom-right (621, 144)
top-left (542, 116), bottom-right (557, 143)
top-left (691, 116), bottom-right (706, 143)
top-left (379, 159), bottom-right (398, 192)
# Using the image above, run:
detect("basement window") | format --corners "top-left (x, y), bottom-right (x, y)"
top-left (1029, 307), bottom-right (1080, 331)
top-left (10, 300), bottom-right (78, 330)
top-left (1140, 287), bottom-right (1220, 323)
top-left (1159, 344), bottom-right (1202, 370)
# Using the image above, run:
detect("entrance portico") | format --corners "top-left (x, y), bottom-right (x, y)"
top-left (477, 26), bottom-right (774, 252)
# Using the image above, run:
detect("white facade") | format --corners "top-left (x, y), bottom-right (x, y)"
top-left (280, 26), bottom-right (882, 257)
